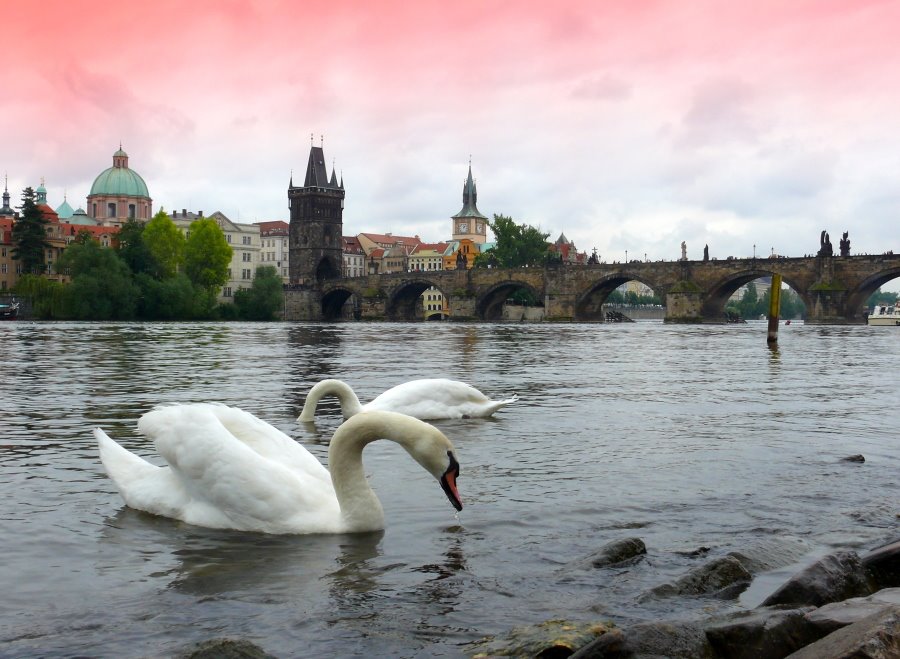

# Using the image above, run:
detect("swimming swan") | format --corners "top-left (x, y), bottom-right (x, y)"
top-left (298, 378), bottom-right (518, 422)
top-left (95, 404), bottom-right (462, 534)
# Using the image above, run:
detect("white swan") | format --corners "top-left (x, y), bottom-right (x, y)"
top-left (95, 404), bottom-right (462, 535)
top-left (298, 378), bottom-right (518, 422)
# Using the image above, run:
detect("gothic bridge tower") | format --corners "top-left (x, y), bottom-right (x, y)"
top-left (288, 145), bottom-right (345, 285)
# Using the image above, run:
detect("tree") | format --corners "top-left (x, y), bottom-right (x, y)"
top-left (142, 209), bottom-right (185, 279)
top-left (116, 217), bottom-right (156, 276)
top-left (11, 187), bottom-right (50, 275)
top-left (184, 217), bottom-right (232, 308)
top-left (866, 288), bottom-right (899, 308)
top-left (233, 265), bottom-right (284, 320)
top-left (135, 272), bottom-right (203, 320)
top-left (58, 238), bottom-right (138, 319)
top-left (481, 214), bottom-right (551, 268)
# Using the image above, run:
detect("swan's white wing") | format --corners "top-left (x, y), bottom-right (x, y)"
top-left (137, 405), bottom-right (341, 533)
top-left (96, 428), bottom-right (198, 521)
top-left (188, 404), bottom-right (331, 486)
top-left (363, 379), bottom-right (516, 419)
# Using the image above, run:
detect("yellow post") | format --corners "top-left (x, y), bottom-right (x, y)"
top-left (767, 274), bottom-right (782, 343)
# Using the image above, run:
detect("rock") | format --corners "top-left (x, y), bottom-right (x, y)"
top-left (178, 638), bottom-right (275, 659)
top-left (703, 606), bottom-right (821, 659)
top-left (568, 538), bottom-right (647, 570)
top-left (805, 588), bottom-right (900, 636)
top-left (571, 620), bottom-right (714, 658)
top-left (725, 536), bottom-right (814, 574)
top-left (784, 606), bottom-right (900, 658)
top-left (467, 619), bottom-right (615, 658)
top-left (649, 555), bottom-right (752, 599)
top-left (761, 551), bottom-right (875, 608)
top-left (862, 539), bottom-right (900, 589)
top-left (841, 454), bottom-right (865, 463)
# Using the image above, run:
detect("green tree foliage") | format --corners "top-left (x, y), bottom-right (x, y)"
top-left (866, 287), bottom-right (899, 308)
top-left (134, 272), bottom-right (203, 320)
top-left (58, 238), bottom-right (138, 320)
top-left (12, 274), bottom-right (66, 319)
top-left (116, 218), bottom-right (157, 276)
top-left (184, 217), bottom-right (232, 311)
top-left (480, 214), bottom-right (551, 268)
top-left (233, 265), bottom-right (284, 320)
top-left (11, 187), bottom-right (50, 275)
top-left (143, 210), bottom-right (185, 279)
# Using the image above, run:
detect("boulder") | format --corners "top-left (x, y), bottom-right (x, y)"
top-left (178, 638), bottom-right (275, 659)
top-left (567, 538), bottom-right (647, 570)
top-left (862, 539), bottom-right (900, 589)
top-left (761, 551), bottom-right (874, 608)
top-left (467, 619), bottom-right (614, 658)
top-left (571, 620), bottom-right (714, 658)
top-left (784, 606), bottom-right (900, 658)
top-left (805, 588), bottom-right (900, 636)
top-left (649, 555), bottom-right (752, 599)
top-left (703, 606), bottom-right (820, 659)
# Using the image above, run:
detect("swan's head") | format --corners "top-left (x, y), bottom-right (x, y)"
top-left (406, 426), bottom-right (463, 513)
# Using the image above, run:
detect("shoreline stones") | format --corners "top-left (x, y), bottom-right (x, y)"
top-left (468, 536), bottom-right (900, 658)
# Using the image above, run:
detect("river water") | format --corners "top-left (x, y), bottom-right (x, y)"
top-left (1, 321), bottom-right (897, 657)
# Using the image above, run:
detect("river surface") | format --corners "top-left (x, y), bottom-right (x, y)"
top-left (1, 321), bottom-right (898, 657)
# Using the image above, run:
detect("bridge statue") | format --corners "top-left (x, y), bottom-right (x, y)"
top-left (703, 244), bottom-right (709, 262)
top-left (817, 230), bottom-right (833, 257)
top-left (681, 241), bottom-right (687, 261)
top-left (456, 249), bottom-right (467, 269)
top-left (839, 231), bottom-right (851, 257)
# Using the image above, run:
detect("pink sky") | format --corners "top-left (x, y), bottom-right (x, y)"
top-left (4, 0), bottom-right (900, 282)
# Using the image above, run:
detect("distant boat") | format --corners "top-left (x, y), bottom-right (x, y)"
top-left (867, 304), bottom-right (900, 326)
top-left (0, 299), bottom-right (19, 321)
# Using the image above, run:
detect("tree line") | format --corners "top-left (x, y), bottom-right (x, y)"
top-left (11, 187), bottom-right (283, 321)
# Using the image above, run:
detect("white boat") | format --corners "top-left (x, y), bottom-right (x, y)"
top-left (867, 304), bottom-right (900, 326)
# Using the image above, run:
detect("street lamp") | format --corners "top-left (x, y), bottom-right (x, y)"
top-left (625, 249), bottom-right (628, 263)
top-left (753, 244), bottom-right (756, 259)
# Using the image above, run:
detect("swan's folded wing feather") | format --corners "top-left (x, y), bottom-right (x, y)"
top-left (95, 427), bottom-right (192, 519)
top-left (139, 406), bottom-right (340, 531)
top-left (364, 379), bottom-right (516, 419)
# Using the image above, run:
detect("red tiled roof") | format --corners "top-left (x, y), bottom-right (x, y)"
top-left (411, 242), bottom-right (449, 254)
top-left (255, 220), bottom-right (289, 236)
top-left (359, 232), bottom-right (421, 248)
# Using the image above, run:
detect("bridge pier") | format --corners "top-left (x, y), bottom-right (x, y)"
top-left (543, 293), bottom-right (576, 321)
top-left (283, 287), bottom-right (323, 321)
top-left (664, 286), bottom-right (704, 323)
top-left (448, 293), bottom-right (477, 321)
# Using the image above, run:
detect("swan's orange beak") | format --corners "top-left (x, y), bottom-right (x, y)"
top-left (440, 451), bottom-right (462, 511)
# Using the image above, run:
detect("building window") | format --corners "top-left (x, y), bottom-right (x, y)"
top-left (226, 235), bottom-right (232, 243)
top-left (242, 252), bottom-right (251, 262)
top-left (107, 202), bottom-right (116, 217)
top-left (128, 204), bottom-right (136, 219)
top-left (243, 236), bottom-right (251, 245)
top-left (242, 269), bottom-right (251, 279)
top-left (223, 287), bottom-right (232, 297)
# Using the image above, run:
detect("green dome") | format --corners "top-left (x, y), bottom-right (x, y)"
top-left (90, 165), bottom-right (150, 198)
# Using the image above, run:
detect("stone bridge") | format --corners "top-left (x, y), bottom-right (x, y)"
top-left (283, 253), bottom-right (900, 324)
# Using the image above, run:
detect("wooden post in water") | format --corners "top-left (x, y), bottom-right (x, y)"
top-left (767, 274), bottom-right (782, 344)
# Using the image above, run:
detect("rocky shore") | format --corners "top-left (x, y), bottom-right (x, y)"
top-left (467, 535), bottom-right (900, 658)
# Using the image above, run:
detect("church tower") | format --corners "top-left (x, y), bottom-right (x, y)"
top-left (451, 163), bottom-right (488, 245)
top-left (288, 144), bottom-right (345, 285)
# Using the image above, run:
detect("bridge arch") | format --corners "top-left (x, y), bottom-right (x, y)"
top-left (385, 280), bottom-right (448, 321)
top-left (320, 286), bottom-right (357, 321)
top-left (846, 262), bottom-right (900, 320)
top-left (476, 279), bottom-right (543, 321)
top-left (700, 268), bottom-right (808, 320)
top-left (575, 272), bottom-right (662, 321)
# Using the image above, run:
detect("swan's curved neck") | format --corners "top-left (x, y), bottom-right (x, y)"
top-left (299, 379), bottom-right (363, 421)
top-left (328, 412), bottom-right (425, 532)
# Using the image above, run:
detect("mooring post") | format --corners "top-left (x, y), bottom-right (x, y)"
top-left (767, 274), bottom-right (783, 343)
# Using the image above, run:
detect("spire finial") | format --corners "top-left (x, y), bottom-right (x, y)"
top-left (310, 133), bottom-right (313, 147)
top-left (41, 176), bottom-right (45, 186)
top-left (320, 134), bottom-right (324, 148)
